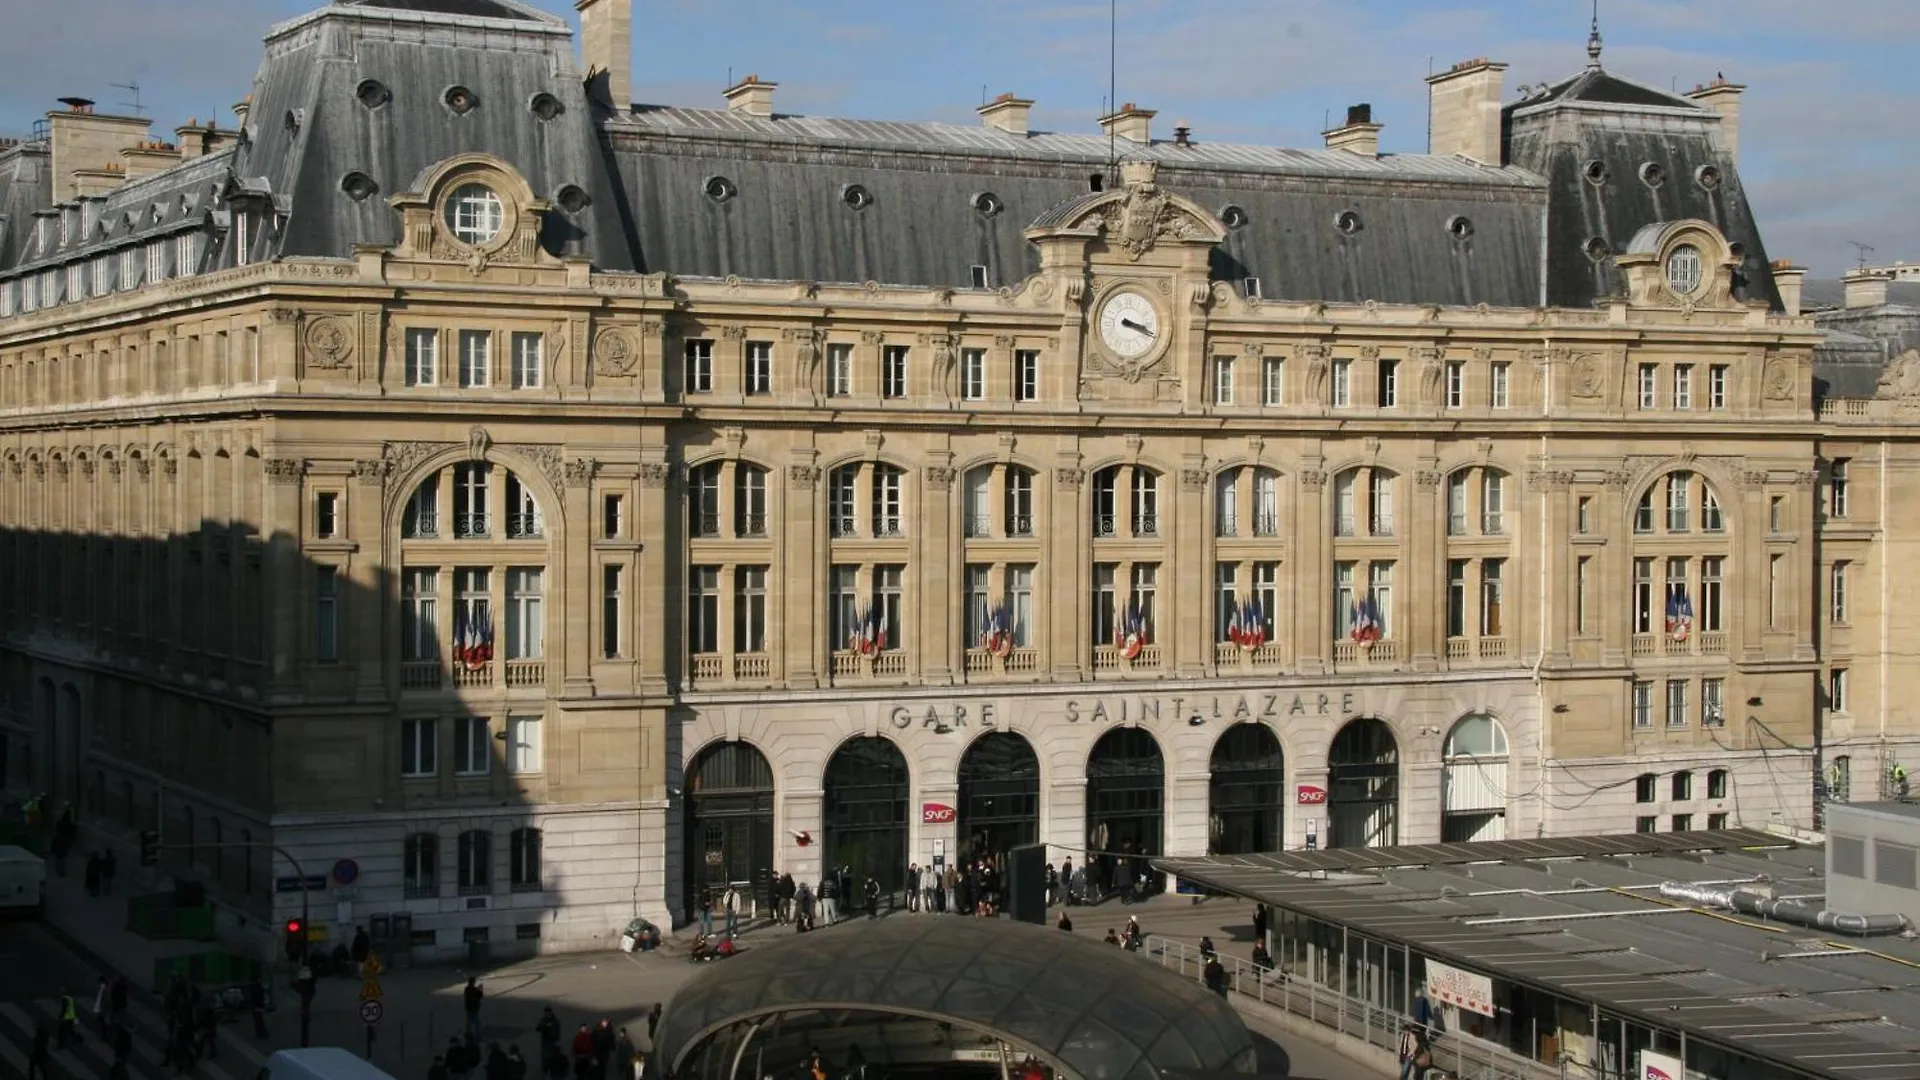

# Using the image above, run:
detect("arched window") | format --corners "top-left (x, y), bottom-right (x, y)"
top-left (403, 833), bottom-right (439, 898)
top-left (1634, 471), bottom-right (1723, 535)
top-left (457, 829), bottom-right (491, 894)
top-left (1445, 467), bottom-right (1509, 536)
top-left (1214, 466), bottom-right (1281, 538)
top-left (1092, 465), bottom-right (1161, 539)
top-left (734, 464), bottom-right (768, 537)
top-left (509, 827), bottom-right (542, 891)
top-left (1630, 471), bottom-right (1730, 650)
top-left (1332, 466), bottom-right (1395, 538)
top-left (403, 463), bottom-right (543, 541)
top-left (963, 464), bottom-right (1038, 539)
top-left (1442, 713), bottom-right (1508, 842)
top-left (1443, 713), bottom-right (1509, 758)
top-left (828, 462), bottom-right (909, 539)
top-left (688, 462), bottom-right (722, 537)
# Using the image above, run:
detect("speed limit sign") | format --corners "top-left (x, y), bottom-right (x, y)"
top-left (360, 1000), bottom-right (384, 1025)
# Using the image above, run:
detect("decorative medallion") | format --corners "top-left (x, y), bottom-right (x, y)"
top-left (304, 317), bottom-right (354, 370)
top-left (593, 328), bottom-right (638, 377)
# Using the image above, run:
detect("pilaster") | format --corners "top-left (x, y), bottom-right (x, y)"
top-left (920, 455), bottom-right (956, 684)
top-left (1050, 454), bottom-right (1086, 680)
top-left (561, 456), bottom-right (598, 697)
top-left (1174, 454), bottom-right (1208, 677)
top-left (783, 449), bottom-right (821, 689)
top-left (1293, 451), bottom-right (1328, 675)
top-left (635, 447), bottom-right (672, 695)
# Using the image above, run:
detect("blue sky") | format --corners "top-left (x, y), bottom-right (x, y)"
top-left (2, 0), bottom-right (1912, 276)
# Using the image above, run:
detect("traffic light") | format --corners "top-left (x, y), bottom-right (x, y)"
top-left (138, 830), bottom-right (158, 868)
top-left (284, 918), bottom-right (307, 962)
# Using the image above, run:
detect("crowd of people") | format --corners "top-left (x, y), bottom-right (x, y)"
top-left (424, 993), bottom-right (663, 1080)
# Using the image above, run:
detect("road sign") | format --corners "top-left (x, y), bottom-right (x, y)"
top-left (360, 1000), bottom-right (384, 1025)
top-left (360, 975), bottom-right (383, 1002)
top-left (332, 858), bottom-right (360, 885)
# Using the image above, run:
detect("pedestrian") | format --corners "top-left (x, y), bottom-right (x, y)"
top-left (464, 976), bottom-right (485, 1040)
top-left (615, 1027), bottom-right (637, 1080)
top-left (92, 974), bottom-right (109, 1034)
top-left (1045, 862), bottom-right (1058, 907)
top-left (571, 1024), bottom-right (596, 1079)
top-left (698, 890), bottom-right (714, 936)
top-left (110, 1020), bottom-right (133, 1079)
top-left (863, 875), bottom-right (880, 918)
top-left (196, 995), bottom-right (218, 1060)
top-left (486, 1041), bottom-right (511, 1080)
top-left (110, 974), bottom-right (128, 1027)
top-left (101, 846), bottom-right (117, 895)
top-left (1398, 1026), bottom-right (1434, 1080)
top-left (1199, 935), bottom-right (1217, 962)
top-left (249, 975), bottom-right (269, 1038)
top-left (27, 1019), bottom-right (50, 1080)
top-left (722, 885), bottom-right (739, 937)
top-left (352, 924), bottom-right (372, 975)
top-left (1203, 955), bottom-right (1228, 998)
top-left (1057, 910), bottom-right (1073, 933)
top-left (818, 875), bottom-right (837, 924)
top-left (779, 871), bottom-right (796, 924)
top-left (504, 1045), bottom-right (529, 1080)
top-left (1061, 857), bottom-right (1075, 905)
top-left (56, 988), bottom-right (78, 1049)
top-left (592, 1019), bottom-right (616, 1080)
top-left (537, 1006), bottom-right (562, 1052)
top-left (646, 1003), bottom-right (663, 1048)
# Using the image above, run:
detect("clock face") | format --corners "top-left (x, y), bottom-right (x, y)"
top-left (1097, 291), bottom-right (1161, 360)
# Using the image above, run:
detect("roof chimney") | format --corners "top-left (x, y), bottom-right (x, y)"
top-left (575, 0), bottom-right (633, 113)
top-left (121, 140), bottom-right (181, 181)
top-left (1172, 122), bottom-right (1192, 148)
top-left (47, 98), bottom-right (152, 200)
top-left (977, 93), bottom-right (1034, 136)
top-left (1323, 103), bottom-right (1382, 157)
top-left (1425, 57), bottom-right (1508, 165)
top-left (1687, 75), bottom-right (1745, 165)
top-left (723, 74), bottom-right (777, 118)
top-left (1770, 260), bottom-right (1805, 317)
top-left (1843, 268), bottom-right (1891, 311)
top-left (233, 96), bottom-right (251, 128)
top-left (1098, 102), bottom-right (1155, 144)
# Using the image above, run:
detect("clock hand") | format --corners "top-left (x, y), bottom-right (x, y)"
top-left (1119, 318), bottom-right (1156, 338)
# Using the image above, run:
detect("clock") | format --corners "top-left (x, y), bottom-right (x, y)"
top-left (1097, 290), bottom-right (1161, 360)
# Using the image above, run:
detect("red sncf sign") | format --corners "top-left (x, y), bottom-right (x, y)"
top-left (921, 802), bottom-right (956, 824)
top-left (1296, 784), bottom-right (1329, 806)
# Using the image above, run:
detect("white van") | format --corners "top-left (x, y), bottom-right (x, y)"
top-left (0, 845), bottom-right (45, 913)
top-left (262, 1048), bottom-right (404, 1080)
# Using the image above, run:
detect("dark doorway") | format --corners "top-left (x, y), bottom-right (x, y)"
top-left (822, 736), bottom-right (911, 896)
top-left (1209, 723), bottom-right (1284, 854)
top-left (957, 732), bottom-right (1039, 867)
top-left (1328, 718), bottom-right (1399, 849)
top-left (683, 741), bottom-right (775, 918)
top-left (1085, 727), bottom-right (1164, 898)
top-left (57, 683), bottom-right (81, 807)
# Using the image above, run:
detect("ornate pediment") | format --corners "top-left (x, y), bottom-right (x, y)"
top-left (1028, 160), bottom-right (1226, 259)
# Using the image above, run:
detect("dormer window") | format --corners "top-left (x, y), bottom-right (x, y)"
top-left (234, 213), bottom-right (251, 267)
top-left (33, 216), bottom-right (51, 255)
top-left (444, 183), bottom-right (503, 246)
top-left (1665, 245), bottom-right (1703, 295)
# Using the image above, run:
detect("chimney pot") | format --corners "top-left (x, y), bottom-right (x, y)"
top-left (1099, 103), bottom-right (1155, 144)
top-left (977, 94), bottom-right (1035, 136)
top-left (1346, 103), bottom-right (1372, 126)
top-left (1323, 104), bottom-right (1383, 157)
top-left (1173, 124), bottom-right (1191, 147)
top-left (724, 74), bottom-right (778, 118)
top-left (1770, 262), bottom-right (1806, 317)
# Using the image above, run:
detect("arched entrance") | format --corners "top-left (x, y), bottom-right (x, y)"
top-left (957, 732), bottom-right (1039, 866)
top-left (1442, 713), bottom-right (1509, 842)
top-left (683, 741), bottom-right (775, 917)
top-left (1209, 723), bottom-right (1285, 854)
top-left (1085, 727), bottom-right (1164, 898)
top-left (1328, 718), bottom-right (1399, 849)
top-left (822, 736), bottom-right (910, 897)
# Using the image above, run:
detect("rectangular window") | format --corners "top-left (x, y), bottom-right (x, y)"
top-left (1368, 561), bottom-right (1394, 637)
top-left (967, 564), bottom-right (991, 648)
top-left (689, 565), bottom-right (720, 654)
top-left (1708, 364), bottom-right (1727, 409)
top-left (736, 467), bottom-right (768, 537)
top-left (735, 566), bottom-right (768, 654)
top-left (1213, 356), bottom-right (1235, 406)
top-left (1672, 772), bottom-right (1693, 801)
top-left (1215, 563), bottom-right (1238, 643)
top-left (1577, 495), bottom-right (1592, 534)
top-left (1131, 563), bottom-right (1158, 639)
top-left (882, 344), bottom-right (909, 398)
top-left (315, 566), bottom-right (339, 663)
top-left (829, 469), bottom-right (857, 537)
top-left (1703, 677), bottom-right (1725, 727)
top-left (1666, 680), bottom-right (1688, 728)
top-left (1377, 358), bottom-right (1398, 407)
top-left (1368, 471), bottom-right (1394, 536)
top-left (1769, 495), bottom-right (1785, 534)
top-left (1007, 468), bottom-right (1035, 536)
top-left (1672, 814), bottom-right (1693, 832)
top-left (1636, 774), bottom-right (1657, 804)
top-left (1708, 812), bottom-right (1728, 829)
top-left (1666, 476), bottom-right (1691, 533)
top-left (120, 248), bottom-right (139, 291)
top-left (1636, 816), bottom-right (1657, 834)
top-left (961, 348), bottom-right (986, 401)
top-left (91, 256), bottom-right (109, 297)
top-left (457, 831), bottom-right (490, 894)
top-left (1633, 557), bottom-right (1654, 634)
top-left (828, 344), bottom-right (853, 397)
top-left (1637, 364), bottom-right (1657, 409)
top-left (874, 468), bottom-right (904, 537)
top-left (1831, 561), bottom-right (1849, 624)
top-left (1014, 349), bottom-right (1039, 402)
top-left (1333, 562), bottom-right (1359, 636)
top-left (1131, 469), bottom-right (1158, 536)
top-left (1253, 471), bottom-right (1278, 536)
top-left (685, 339), bottom-right (713, 393)
top-left (1673, 363), bottom-right (1693, 409)
top-left (603, 494), bottom-right (623, 540)
top-left (1576, 556), bottom-right (1592, 635)
top-left (454, 716), bottom-right (490, 776)
top-left (511, 331), bottom-right (543, 389)
top-left (1830, 459), bottom-right (1850, 518)
top-left (315, 492), bottom-right (339, 539)
top-left (875, 564), bottom-right (904, 650)
top-left (1446, 559), bottom-right (1467, 638)
top-left (965, 470), bottom-right (992, 538)
top-left (1482, 472), bottom-right (1505, 534)
top-left (458, 329), bottom-right (491, 388)
top-left (601, 564), bottom-right (622, 658)
top-left (507, 716), bottom-right (543, 774)
top-left (1480, 559), bottom-right (1504, 637)
top-left (1446, 473), bottom-right (1468, 536)
top-left (1331, 359), bottom-right (1351, 407)
top-left (404, 329), bottom-right (438, 387)
top-left (148, 240), bottom-right (168, 283)
top-left (503, 568), bottom-right (542, 660)
top-left (1445, 361), bottom-right (1464, 409)
top-left (829, 565), bottom-right (859, 649)
top-left (1768, 554), bottom-right (1784, 629)
top-left (1093, 563), bottom-right (1117, 644)
top-left (1633, 681), bottom-right (1653, 729)
top-left (1700, 556), bottom-right (1723, 631)
top-left (401, 568), bottom-right (439, 661)
top-left (1262, 356), bottom-right (1284, 406)
top-left (1008, 564), bottom-right (1035, 648)
top-left (1489, 361), bottom-right (1510, 408)
top-left (1214, 471), bottom-right (1239, 537)
top-left (745, 341), bottom-right (772, 395)
top-left (1829, 668), bottom-right (1848, 713)
top-left (1334, 471), bottom-right (1357, 537)
top-left (66, 263), bottom-right (84, 302)
top-left (455, 568), bottom-right (492, 663)
top-left (401, 719), bottom-right (437, 777)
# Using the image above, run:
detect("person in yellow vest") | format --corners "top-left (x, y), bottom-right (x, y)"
top-left (1894, 764), bottom-right (1910, 800)
top-left (56, 990), bottom-right (78, 1049)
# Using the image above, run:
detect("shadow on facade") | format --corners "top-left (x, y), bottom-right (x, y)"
top-left (0, 513), bottom-right (556, 968)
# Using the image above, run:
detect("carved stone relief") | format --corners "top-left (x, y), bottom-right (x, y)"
top-left (786, 464), bottom-right (821, 490)
top-left (564, 458), bottom-right (601, 487)
top-left (304, 317), bottom-right (354, 371)
top-left (264, 458), bottom-right (307, 485)
top-left (640, 462), bottom-right (673, 489)
top-left (594, 328), bottom-right (638, 377)
top-left (924, 465), bottom-right (957, 490)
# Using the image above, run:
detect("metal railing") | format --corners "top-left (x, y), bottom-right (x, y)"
top-left (1145, 937), bottom-right (1567, 1080)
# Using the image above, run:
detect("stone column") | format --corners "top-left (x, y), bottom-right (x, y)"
top-left (920, 458), bottom-right (956, 684)
top-left (783, 451), bottom-right (821, 689)
top-left (262, 456), bottom-right (303, 697)
top-left (1293, 456), bottom-right (1328, 675)
top-left (561, 456), bottom-right (600, 697)
top-left (1535, 467), bottom-right (1573, 664)
top-left (1049, 457), bottom-right (1086, 680)
top-left (635, 453), bottom-right (672, 696)
top-left (1410, 463), bottom-right (1443, 671)
top-left (1175, 457), bottom-right (1208, 677)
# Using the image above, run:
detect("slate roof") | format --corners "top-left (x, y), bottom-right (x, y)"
top-left (653, 916), bottom-right (1255, 1080)
top-left (0, 143), bottom-right (53, 269)
top-left (330, 0), bottom-right (562, 25)
top-left (1518, 66), bottom-right (1708, 112)
top-left (1160, 834), bottom-right (1920, 1080)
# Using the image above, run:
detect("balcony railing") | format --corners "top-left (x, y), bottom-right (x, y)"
top-left (1004, 648), bottom-right (1038, 673)
top-left (1447, 514), bottom-right (1466, 536)
top-left (873, 651), bottom-right (906, 676)
top-left (737, 515), bottom-right (768, 538)
top-left (692, 513), bottom-right (721, 538)
top-left (452, 663), bottom-right (491, 688)
top-left (504, 659), bottom-right (544, 687)
top-left (830, 651), bottom-right (861, 677)
top-left (831, 516), bottom-right (856, 537)
top-left (505, 513), bottom-right (543, 539)
top-left (691, 653), bottom-right (723, 681)
top-left (454, 513), bottom-right (491, 539)
top-left (1007, 514), bottom-right (1034, 537)
top-left (965, 647), bottom-right (1040, 677)
top-left (1478, 637), bottom-right (1509, 661)
top-left (1698, 630), bottom-right (1727, 655)
top-left (1368, 514), bottom-right (1394, 537)
top-left (874, 518), bottom-right (904, 538)
top-left (965, 515), bottom-right (991, 538)
top-left (1632, 633), bottom-right (1658, 657)
top-left (734, 653), bottom-right (770, 680)
top-left (1092, 643), bottom-right (1161, 672)
top-left (401, 661), bottom-right (442, 689)
top-left (1214, 641), bottom-right (1285, 669)
top-left (1335, 516), bottom-right (1356, 537)
top-left (1217, 519), bottom-right (1239, 539)
top-left (1093, 514), bottom-right (1118, 538)
top-left (1132, 514), bottom-right (1158, 537)
top-left (1481, 512), bottom-right (1504, 535)
top-left (1332, 639), bottom-right (1400, 665)
top-left (404, 513), bottom-right (440, 539)
top-left (1253, 512), bottom-right (1279, 537)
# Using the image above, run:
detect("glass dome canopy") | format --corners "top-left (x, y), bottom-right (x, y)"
top-left (656, 917), bottom-right (1256, 1080)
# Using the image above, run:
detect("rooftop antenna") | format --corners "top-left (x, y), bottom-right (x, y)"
top-left (1586, 0), bottom-right (1603, 70)
top-left (112, 80), bottom-right (144, 116)
top-left (1106, 0), bottom-right (1117, 183)
top-left (1850, 241), bottom-right (1876, 271)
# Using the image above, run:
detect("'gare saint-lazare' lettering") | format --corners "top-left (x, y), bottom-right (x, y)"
top-left (889, 692), bottom-right (1357, 732)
